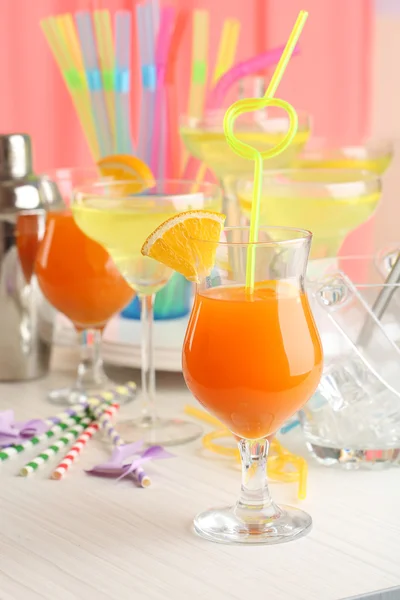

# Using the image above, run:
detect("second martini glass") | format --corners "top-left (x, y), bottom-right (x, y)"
top-left (72, 179), bottom-right (222, 445)
top-left (237, 169), bottom-right (382, 261)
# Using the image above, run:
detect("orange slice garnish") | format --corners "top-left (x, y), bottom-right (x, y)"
top-left (97, 155), bottom-right (154, 194)
top-left (141, 210), bottom-right (226, 282)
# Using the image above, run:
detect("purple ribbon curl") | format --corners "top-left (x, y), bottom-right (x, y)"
top-left (0, 410), bottom-right (48, 447)
top-left (86, 441), bottom-right (173, 486)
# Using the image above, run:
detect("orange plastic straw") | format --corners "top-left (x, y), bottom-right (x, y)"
top-left (165, 10), bottom-right (189, 178)
top-left (187, 10), bottom-right (209, 120)
top-left (194, 18), bottom-right (241, 184)
top-left (212, 19), bottom-right (241, 85)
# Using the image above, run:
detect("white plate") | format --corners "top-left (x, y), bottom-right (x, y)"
top-left (54, 314), bottom-right (188, 372)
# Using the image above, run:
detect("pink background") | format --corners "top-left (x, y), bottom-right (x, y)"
top-left (3, 0), bottom-right (395, 255)
top-left (0, 0), bottom-right (372, 170)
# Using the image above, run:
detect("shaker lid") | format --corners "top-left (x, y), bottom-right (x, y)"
top-left (0, 178), bottom-right (64, 215)
top-left (0, 134), bottom-right (32, 180)
top-left (0, 134), bottom-right (65, 215)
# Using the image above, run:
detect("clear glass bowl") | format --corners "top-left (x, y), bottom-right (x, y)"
top-left (303, 254), bottom-right (400, 469)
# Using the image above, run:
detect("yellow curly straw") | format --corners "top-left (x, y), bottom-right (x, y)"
top-left (184, 405), bottom-right (307, 499)
top-left (223, 10), bottom-right (308, 292)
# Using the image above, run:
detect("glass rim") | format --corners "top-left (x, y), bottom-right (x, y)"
top-left (41, 166), bottom-right (101, 178)
top-left (180, 108), bottom-right (310, 128)
top-left (73, 178), bottom-right (221, 192)
top-left (237, 168), bottom-right (381, 189)
top-left (73, 178), bottom-right (223, 203)
top-left (298, 137), bottom-right (393, 155)
top-left (190, 225), bottom-right (312, 246)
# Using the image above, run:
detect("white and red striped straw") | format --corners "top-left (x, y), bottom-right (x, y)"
top-left (51, 403), bottom-right (120, 481)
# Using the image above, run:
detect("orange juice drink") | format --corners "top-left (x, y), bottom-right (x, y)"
top-left (183, 283), bottom-right (323, 439)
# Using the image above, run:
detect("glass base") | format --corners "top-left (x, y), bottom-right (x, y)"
top-left (193, 504), bottom-right (312, 545)
top-left (306, 441), bottom-right (400, 470)
top-left (47, 379), bottom-right (136, 407)
top-left (117, 416), bottom-right (203, 446)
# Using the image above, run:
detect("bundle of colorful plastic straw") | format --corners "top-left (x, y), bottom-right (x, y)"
top-left (41, 9), bottom-right (133, 159)
top-left (41, 3), bottom-right (298, 186)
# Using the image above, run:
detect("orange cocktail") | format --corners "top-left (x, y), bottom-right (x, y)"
top-left (35, 211), bottom-right (133, 330)
top-left (183, 283), bottom-right (322, 439)
top-left (35, 209), bottom-right (134, 406)
top-left (179, 225), bottom-right (323, 544)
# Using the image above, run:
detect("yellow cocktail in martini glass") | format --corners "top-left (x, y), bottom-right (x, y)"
top-left (72, 179), bottom-right (222, 445)
top-left (294, 139), bottom-right (393, 175)
top-left (237, 169), bottom-right (382, 259)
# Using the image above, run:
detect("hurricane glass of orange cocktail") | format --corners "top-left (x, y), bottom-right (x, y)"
top-left (182, 226), bottom-right (323, 544)
top-left (35, 169), bottom-right (134, 405)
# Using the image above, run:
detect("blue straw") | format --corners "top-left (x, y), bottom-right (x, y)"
top-left (136, 1), bottom-right (157, 164)
top-left (280, 419), bottom-right (300, 435)
top-left (115, 10), bottom-right (134, 154)
top-left (136, 3), bottom-right (147, 160)
top-left (75, 11), bottom-right (113, 157)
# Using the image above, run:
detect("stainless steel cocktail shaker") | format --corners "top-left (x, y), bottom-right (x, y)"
top-left (0, 134), bottom-right (64, 380)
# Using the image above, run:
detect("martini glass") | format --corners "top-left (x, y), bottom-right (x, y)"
top-left (72, 179), bottom-right (222, 446)
top-left (36, 168), bottom-right (135, 406)
top-left (237, 169), bottom-right (382, 262)
top-left (294, 138), bottom-right (393, 175)
top-left (180, 108), bottom-right (311, 224)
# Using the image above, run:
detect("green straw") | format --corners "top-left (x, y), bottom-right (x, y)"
top-left (0, 414), bottom-right (86, 462)
top-left (223, 10), bottom-right (308, 293)
top-left (19, 417), bottom-right (93, 477)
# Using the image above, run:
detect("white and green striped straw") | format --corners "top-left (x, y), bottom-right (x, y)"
top-left (19, 416), bottom-right (93, 477)
top-left (0, 414), bottom-right (86, 463)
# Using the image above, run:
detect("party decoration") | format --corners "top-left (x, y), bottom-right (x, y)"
top-left (86, 440), bottom-right (173, 488)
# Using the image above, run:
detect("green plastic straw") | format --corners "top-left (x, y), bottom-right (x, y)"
top-left (93, 10), bottom-right (116, 147)
top-left (223, 10), bottom-right (308, 292)
top-left (188, 10), bottom-right (209, 120)
top-left (0, 414), bottom-right (85, 462)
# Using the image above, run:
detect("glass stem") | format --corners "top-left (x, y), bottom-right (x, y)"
top-left (235, 437), bottom-right (282, 522)
top-left (139, 294), bottom-right (157, 424)
top-left (76, 329), bottom-right (105, 390)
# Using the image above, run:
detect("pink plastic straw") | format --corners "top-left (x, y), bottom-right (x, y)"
top-left (182, 44), bottom-right (300, 180)
top-left (206, 44), bottom-right (300, 110)
top-left (151, 6), bottom-right (176, 177)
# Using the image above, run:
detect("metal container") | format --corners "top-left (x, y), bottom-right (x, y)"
top-left (0, 134), bottom-right (64, 380)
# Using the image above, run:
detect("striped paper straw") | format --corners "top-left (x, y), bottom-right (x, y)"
top-left (46, 403), bottom-right (88, 425)
top-left (50, 422), bottom-right (99, 480)
top-left (86, 399), bottom-right (151, 487)
top-left (114, 381), bottom-right (137, 401)
top-left (88, 400), bottom-right (123, 446)
top-left (19, 417), bottom-right (93, 477)
top-left (0, 415), bottom-right (85, 463)
top-left (131, 466), bottom-right (151, 488)
top-left (51, 403), bottom-right (120, 480)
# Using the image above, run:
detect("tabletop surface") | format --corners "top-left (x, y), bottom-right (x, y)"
top-left (0, 347), bottom-right (399, 600)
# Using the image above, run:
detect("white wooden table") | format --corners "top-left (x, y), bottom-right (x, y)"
top-left (0, 348), bottom-right (399, 600)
